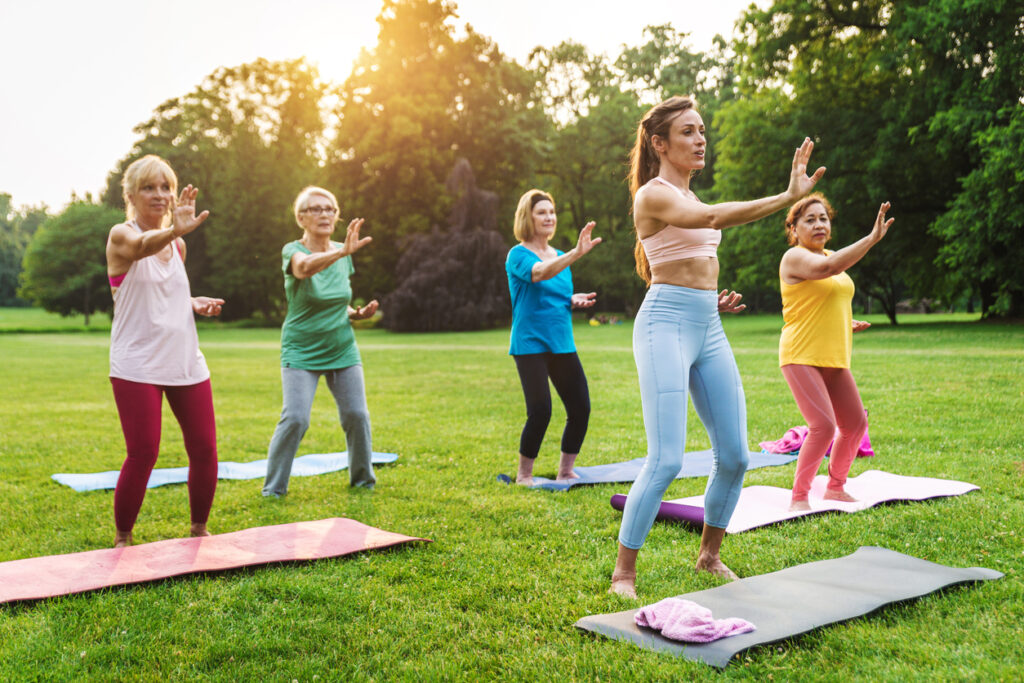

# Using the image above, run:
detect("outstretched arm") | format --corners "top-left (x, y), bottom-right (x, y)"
top-left (781, 202), bottom-right (894, 283)
top-left (107, 185), bottom-right (210, 267)
top-left (292, 218), bottom-right (373, 279)
top-left (637, 138), bottom-right (826, 232)
top-left (531, 222), bottom-right (601, 282)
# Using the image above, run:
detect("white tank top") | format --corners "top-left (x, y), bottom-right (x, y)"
top-left (109, 222), bottom-right (210, 385)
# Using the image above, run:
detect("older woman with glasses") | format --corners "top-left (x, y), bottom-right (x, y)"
top-left (262, 186), bottom-right (379, 497)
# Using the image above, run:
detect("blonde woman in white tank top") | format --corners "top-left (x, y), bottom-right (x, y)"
top-left (104, 155), bottom-right (224, 548)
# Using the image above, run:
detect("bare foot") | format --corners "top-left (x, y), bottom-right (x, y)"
top-left (789, 499), bottom-right (812, 512)
top-left (695, 554), bottom-right (739, 580)
top-left (609, 572), bottom-right (637, 599)
top-left (114, 530), bottom-right (132, 548)
top-left (515, 475), bottom-right (534, 486)
top-left (557, 452), bottom-right (581, 481)
top-left (190, 523), bottom-right (211, 538)
top-left (823, 489), bottom-right (858, 503)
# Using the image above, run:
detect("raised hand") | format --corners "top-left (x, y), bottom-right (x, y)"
top-left (852, 319), bottom-right (871, 332)
top-left (870, 202), bottom-right (894, 243)
top-left (341, 218), bottom-right (373, 256)
top-left (571, 292), bottom-right (597, 309)
top-left (575, 221), bottom-right (602, 256)
top-left (787, 138), bottom-right (826, 200)
top-left (349, 299), bottom-right (379, 320)
top-left (172, 185), bottom-right (210, 237)
top-left (192, 296), bottom-right (224, 317)
top-left (717, 289), bottom-right (746, 314)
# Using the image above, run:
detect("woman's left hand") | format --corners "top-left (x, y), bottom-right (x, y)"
top-left (717, 290), bottom-right (746, 314)
top-left (341, 218), bottom-right (373, 256)
top-left (349, 299), bottom-right (379, 320)
top-left (852, 319), bottom-right (871, 332)
top-left (571, 292), bottom-right (597, 309)
top-left (192, 296), bottom-right (225, 317)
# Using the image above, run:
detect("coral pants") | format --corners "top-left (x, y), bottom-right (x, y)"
top-left (781, 364), bottom-right (867, 501)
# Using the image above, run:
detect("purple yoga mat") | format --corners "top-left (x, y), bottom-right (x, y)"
top-left (610, 470), bottom-right (979, 533)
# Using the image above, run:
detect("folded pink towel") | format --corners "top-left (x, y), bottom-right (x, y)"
top-left (759, 422), bottom-right (874, 457)
top-left (634, 598), bottom-right (755, 643)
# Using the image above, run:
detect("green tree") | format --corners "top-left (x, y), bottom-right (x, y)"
top-left (103, 58), bottom-right (329, 320)
top-left (725, 0), bottom-right (1024, 320)
top-left (327, 0), bottom-right (549, 297)
top-left (19, 202), bottom-right (123, 324)
top-left (0, 194), bottom-right (48, 306)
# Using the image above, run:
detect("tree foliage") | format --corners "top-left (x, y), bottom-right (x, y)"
top-left (383, 159), bottom-right (510, 332)
top-left (102, 58), bottom-right (329, 321)
top-left (19, 202), bottom-right (123, 324)
top-left (724, 0), bottom-right (1024, 320)
top-left (328, 0), bottom-right (549, 298)
top-left (0, 195), bottom-right (48, 306)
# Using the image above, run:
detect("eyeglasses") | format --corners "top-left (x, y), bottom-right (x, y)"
top-left (302, 206), bottom-right (338, 216)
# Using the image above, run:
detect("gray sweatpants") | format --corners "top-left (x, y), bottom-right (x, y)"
top-left (262, 364), bottom-right (375, 496)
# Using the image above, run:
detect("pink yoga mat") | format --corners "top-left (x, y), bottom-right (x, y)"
top-left (611, 470), bottom-right (979, 534)
top-left (0, 518), bottom-right (428, 604)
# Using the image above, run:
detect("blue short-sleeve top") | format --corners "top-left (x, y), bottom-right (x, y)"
top-left (505, 244), bottom-right (575, 355)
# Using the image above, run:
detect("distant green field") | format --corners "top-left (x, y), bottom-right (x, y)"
top-left (0, 314), bottom-right (1020, 680)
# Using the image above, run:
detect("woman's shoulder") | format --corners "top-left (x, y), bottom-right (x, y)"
top-left (282, 239), bottom-right (308, 255)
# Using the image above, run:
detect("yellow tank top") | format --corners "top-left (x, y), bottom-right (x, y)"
top-left (779, 248), bottom-right (854, 368)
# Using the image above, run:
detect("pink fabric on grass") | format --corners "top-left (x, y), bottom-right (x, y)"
top-left (758, 424), bottom-right (874, 457)
top-left (634, 598), bottom-right (755, 643)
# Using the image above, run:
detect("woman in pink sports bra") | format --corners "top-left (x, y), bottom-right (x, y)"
top-left (610, 96), bottom-right (825, 597)
top-left (104, 155), bottom-right (225, 548)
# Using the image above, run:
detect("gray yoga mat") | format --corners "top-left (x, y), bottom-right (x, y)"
top-left (575, 546), bottom-right (1002, 669)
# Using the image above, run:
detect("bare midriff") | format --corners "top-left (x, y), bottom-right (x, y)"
top-left (650, 256), bottom-right (719, 290)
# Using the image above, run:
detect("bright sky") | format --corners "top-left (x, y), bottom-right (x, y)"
top-left (0, 0), bottom-right (759, 211)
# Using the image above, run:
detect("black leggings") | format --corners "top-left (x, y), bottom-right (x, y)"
top-left (513, 352), bottom-right (590, 460)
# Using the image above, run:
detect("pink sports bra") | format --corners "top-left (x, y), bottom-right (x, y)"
top-left (639, 177), bottom-right (721, 265)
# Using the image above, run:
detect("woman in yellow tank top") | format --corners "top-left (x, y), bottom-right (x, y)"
top-left (779, 193), bottom-right (893, 511)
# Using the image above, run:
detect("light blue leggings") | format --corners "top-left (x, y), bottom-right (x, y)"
top-left (618, 285), bottom-right (749, 549)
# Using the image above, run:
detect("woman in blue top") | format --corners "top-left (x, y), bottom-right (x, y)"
top-left (506, 189), bottom-right (601, 485)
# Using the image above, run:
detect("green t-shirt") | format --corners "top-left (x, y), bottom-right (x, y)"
top-left (280, 241), bottom-right (361, 370)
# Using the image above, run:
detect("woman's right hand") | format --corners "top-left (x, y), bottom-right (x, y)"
top-left (786, 138), bottom-right (826, 201)
top-left (870, 202), bottom-right (894, 243)
top-left (575, 221), bottom-right (601, 256)
top-left (341, 218), bottom-right (373, 256)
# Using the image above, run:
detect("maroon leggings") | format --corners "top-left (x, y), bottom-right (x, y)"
top-left (111, 377), bottom-right (218, 533)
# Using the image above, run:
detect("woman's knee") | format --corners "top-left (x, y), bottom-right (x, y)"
top-left (341, 408), bottom-right (371, 431)
top-left (716, 446), bottom-right (749, 478)
top-left (278, 410), bottom-right (311, 435)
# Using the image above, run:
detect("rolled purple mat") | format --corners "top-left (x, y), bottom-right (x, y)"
top-left (610, 494), bottom-right (705, 530)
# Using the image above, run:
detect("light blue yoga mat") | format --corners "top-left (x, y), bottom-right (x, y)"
top-left (52, 452), bottom-right (399, 492)
top-left (496, 450), bottom-right (797, 491)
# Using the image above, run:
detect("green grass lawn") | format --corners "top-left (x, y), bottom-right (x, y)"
top-left (0, 310), bottom-right (1021, 680)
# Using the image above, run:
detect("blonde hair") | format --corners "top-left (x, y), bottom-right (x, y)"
top-left (784, 193), bottom-right (834, 246)
top-left (293, 186), bottom-right (339, 227)
top-left (628, 96), bottom-right (697, 285)
top-left (513, 189), bottom-right (554, 242)
top-left (121, 155), bottom-right (178, 227)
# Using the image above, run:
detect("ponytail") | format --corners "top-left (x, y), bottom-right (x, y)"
top-left (628, 96), bottom-right (696, 286)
